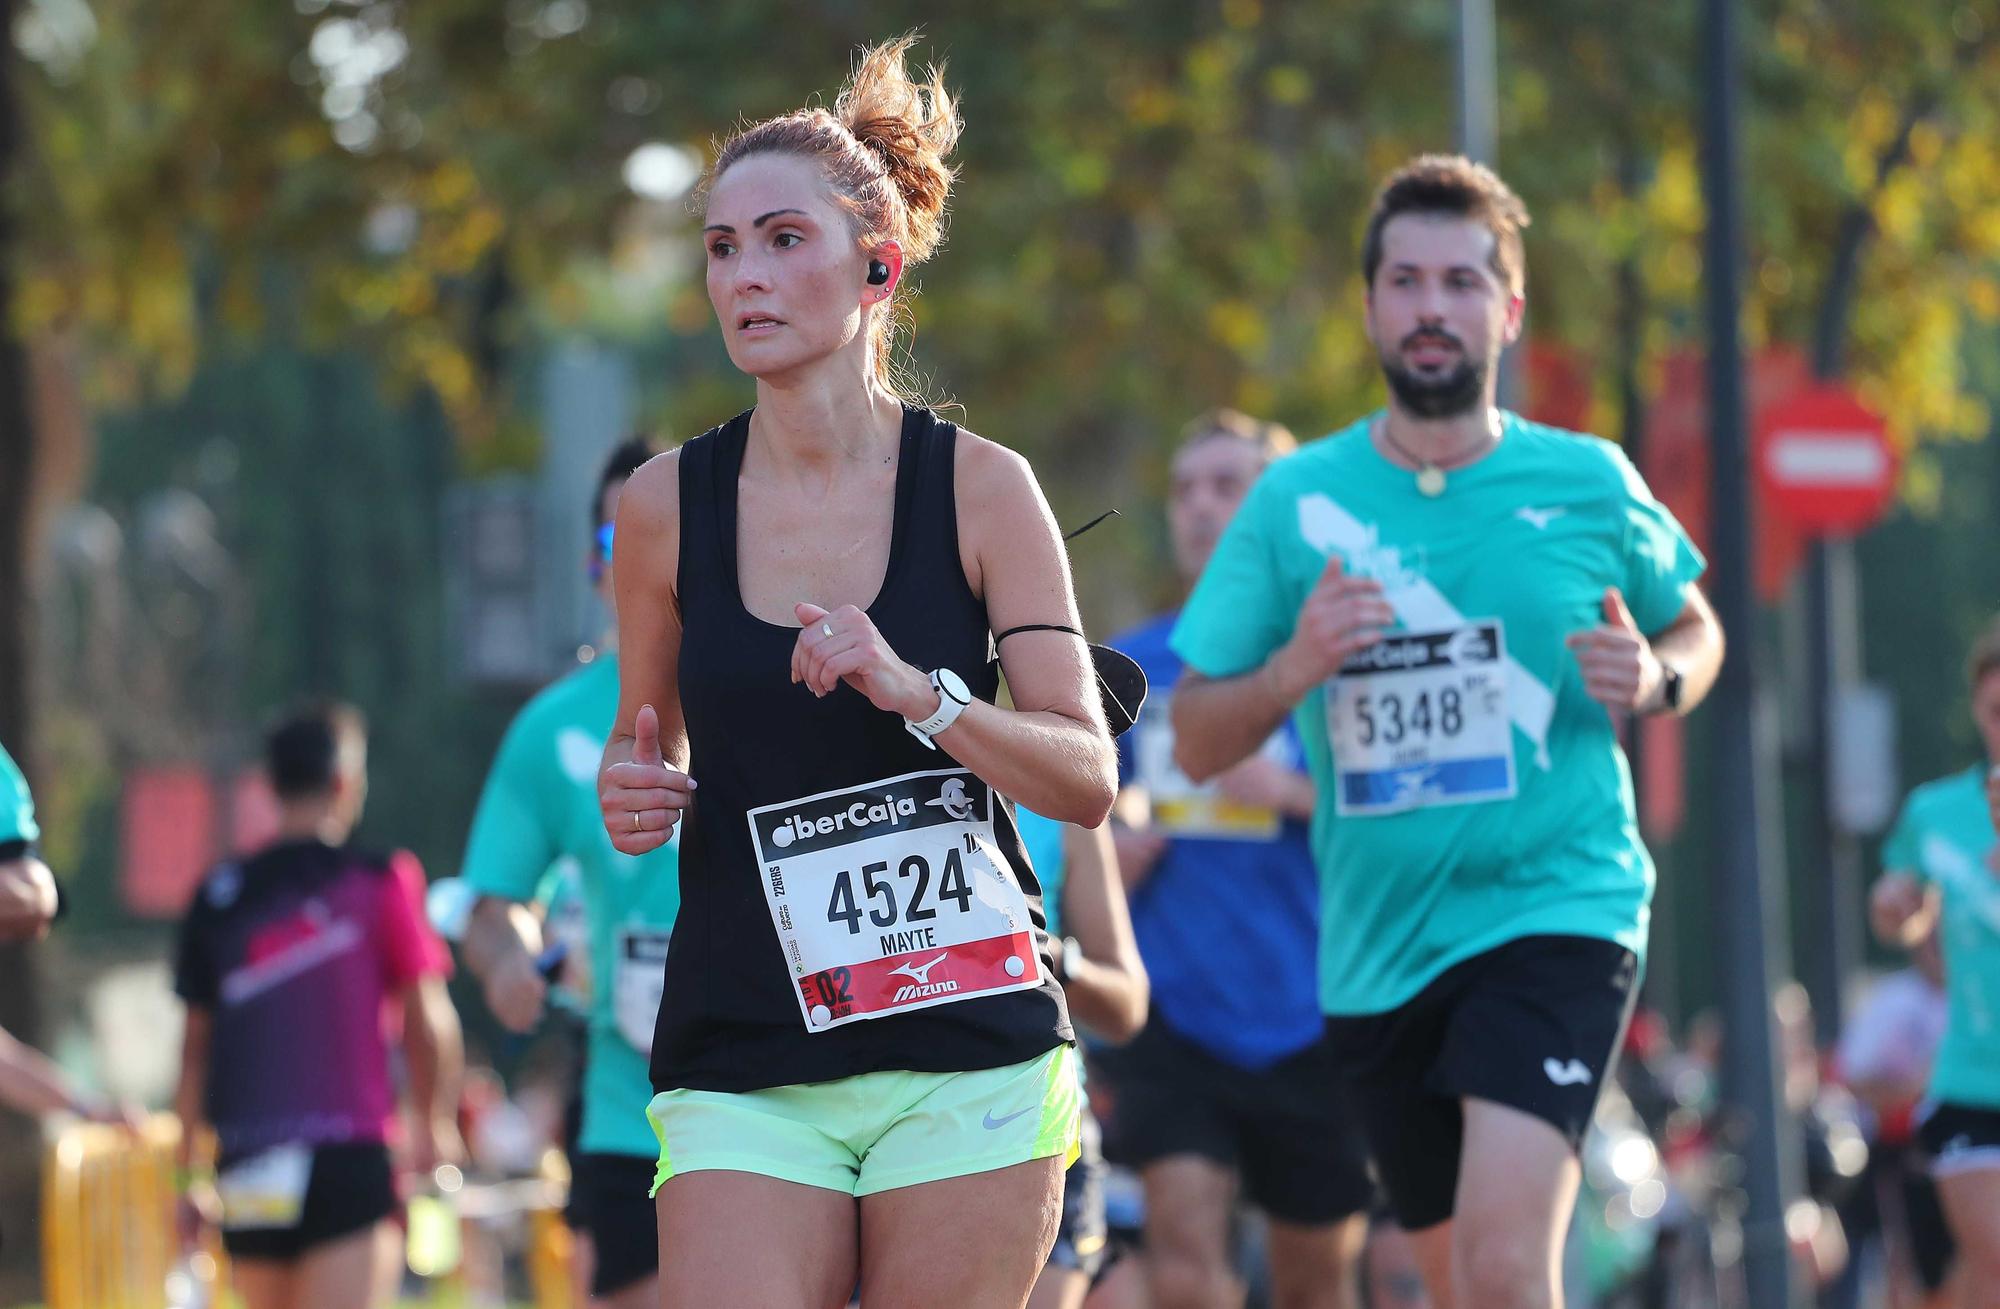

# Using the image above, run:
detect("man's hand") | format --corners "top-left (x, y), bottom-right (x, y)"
top-left (409, 1113), bottom-right (466, 1177)
top-left (0, 855), bottom-right (58, 941)
top-left (1213, 754), bottom-right (1310, 818)
top-left (1869, 873), bottom-right (1931, 948)
top-left (176, 1180), bottom-right (220, 1251)
top-left (1567, 588), bottom-right (1664, 719)
top-left (1269, 555), bottom-right (1394, 705)
top-left (482, 950), bottom-right (548, 1034)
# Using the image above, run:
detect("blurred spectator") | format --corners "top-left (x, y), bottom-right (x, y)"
top-left (1835, 939), bottom-right (1955, 1309)
top-left (171, 702), bottom-right (463, 1309)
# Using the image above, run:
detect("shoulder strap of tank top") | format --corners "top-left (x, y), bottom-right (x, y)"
top-left (676, 412), bottom-right (750, 603)
top-left (884, 404), bottom-right (954, 588)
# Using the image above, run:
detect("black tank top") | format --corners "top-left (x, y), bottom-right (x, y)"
top-left (652, 404), bottom-right (1073, 1093)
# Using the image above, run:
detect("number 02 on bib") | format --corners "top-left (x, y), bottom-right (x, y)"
top-left (748, 768), bottom-right (1043, 1032)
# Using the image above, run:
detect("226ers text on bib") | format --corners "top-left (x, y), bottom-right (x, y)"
top-left (747, 768), bottom-right (1042, 1032)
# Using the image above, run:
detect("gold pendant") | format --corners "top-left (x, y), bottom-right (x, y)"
top-left (1416, 464), bottom-right (1446, 497)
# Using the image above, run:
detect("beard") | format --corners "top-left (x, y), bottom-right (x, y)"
top-left (1378, 330), bottom-right (1487, 419)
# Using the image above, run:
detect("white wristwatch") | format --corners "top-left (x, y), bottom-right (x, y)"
top-left (905, 668), bottom-right (972, 748)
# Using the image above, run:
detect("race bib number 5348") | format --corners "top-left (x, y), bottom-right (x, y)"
top-left (748, 768), bottom-right (1041, 1032)
top-left (1327, 621), bottom-right (1517, 816)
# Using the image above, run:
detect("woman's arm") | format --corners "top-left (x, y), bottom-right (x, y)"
top-left (601, 453), bottom-right (698, 855)
top-left (1054, 822), bottom-right (1149, 1042)
top-left (939, 436), bottom-right (1119, 823)
top-left (793, 436), bottom-right (1118, 824)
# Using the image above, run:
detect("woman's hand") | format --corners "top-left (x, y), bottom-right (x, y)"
top-left (600, 704), bottom-right (696, 855)
top-left (791, 603), bottom-right (935, 720)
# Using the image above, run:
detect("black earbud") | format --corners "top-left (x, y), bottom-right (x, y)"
top-left (867, 259), bottom-right (891, 286)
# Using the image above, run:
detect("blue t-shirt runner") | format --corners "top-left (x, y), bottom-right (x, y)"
top-left (1113, 612), bottom-right (1322, 1069)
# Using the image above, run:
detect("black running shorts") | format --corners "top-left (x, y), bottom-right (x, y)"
top-left (1322, 934), bottom-right (1639, 1231)
top-left (570, 1152), bottom-right (661, 1297)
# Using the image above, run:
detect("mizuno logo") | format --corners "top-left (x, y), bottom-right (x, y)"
top-left (890, 951), bottom-right (958, 1003)
top-left (1515, 506), bottom-right (1566, 530)
top-left (1544, 1057), bottom-right (1593, 1087)
top-left (889, 953), bottom-right (948, 986)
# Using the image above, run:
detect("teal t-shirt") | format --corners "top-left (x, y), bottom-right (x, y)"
top-left (1172, 412), bottom-right (1705, 1016)
top-left (461, 655), bottom-right (681, 1157)
top-left (1, 741), bottom-right (37, 847)
top-left (1015, 806), bottom-right (1066, 939)
top-left (1881, 765), bottom-right (2000, 1110)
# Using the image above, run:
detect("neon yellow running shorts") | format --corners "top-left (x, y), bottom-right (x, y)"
top-left (645, 1044), bottom-right (1082, 1198)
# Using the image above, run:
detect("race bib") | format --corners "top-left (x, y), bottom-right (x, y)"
top-left (748, 768), bottom-right (1041, 1032)
top-left (1327, 622), bottom-right (1517, 816)
top-left (1132, 706), bottom-right (1284, 840)
top-left (217, 1143), bottom-right (313, 1231)
top-left (613, 926), bottom-right (671, 1055)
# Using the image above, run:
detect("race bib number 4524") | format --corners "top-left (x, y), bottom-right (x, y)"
top-left (1327, 622), bottom-right (1517, 816)
top-left (747, 768), bottom-right (1041, 1032)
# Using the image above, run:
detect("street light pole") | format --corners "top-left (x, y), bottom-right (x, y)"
top-left (1699, 0), bottom-right (1807, 1305)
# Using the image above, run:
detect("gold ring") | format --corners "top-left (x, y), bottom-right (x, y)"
top-left (631, 811), bottom-right (641, 833)
top-left (821, 622), bottom-right (835, 638)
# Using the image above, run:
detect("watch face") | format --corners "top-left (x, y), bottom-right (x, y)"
top-left (937, 668), bottom-right (972, 705)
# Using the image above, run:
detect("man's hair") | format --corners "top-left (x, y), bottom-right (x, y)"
top-left (1969, 615), bottom-right (2000, 689)
top-left (265, 702), bottom-right (367, 800)
top-left (592, 435), bottom-right (664, 531)
top-left (1361, 154), bottom-right (1531, 297)
top-left (1178, 408), bottom-right (1297, 466)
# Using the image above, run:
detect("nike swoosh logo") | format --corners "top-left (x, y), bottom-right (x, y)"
top-left (982, 1106), bottom-right (1036, 1131)
top-left (1543, 1057), bottom-right (1593, 1087)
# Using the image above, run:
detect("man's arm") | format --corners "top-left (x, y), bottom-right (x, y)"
top-left (0, 853), bottom-right (58, 941)
top-left (1053, 823), bottom-right (1149, 1042)
top-left (1170, 668), bottom-right (1297, 784)
top-left (0, 1024), bottom-right (108, 1118)
top-left (173, 1008), bottom-right (211, 1174)
top-left (401, 978), bottom-right (464, 1174)
top-left (1173, 555), bottom-right (1391, 782)
top-left (462, 896), bottom-right (549, 1034)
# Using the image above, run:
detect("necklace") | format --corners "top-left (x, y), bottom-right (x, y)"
top-left (1376, 413), bottom-right (1500, 497)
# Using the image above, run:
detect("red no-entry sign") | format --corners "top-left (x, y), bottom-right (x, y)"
top-left (1754, 384), bottom-right (1897, 538)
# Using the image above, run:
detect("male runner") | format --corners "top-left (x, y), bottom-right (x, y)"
top-left (460, 437), bottom-right (679, 1309)
top-left (174, 704), bottom-right (463, 1309)
top-left (1169, 155), bottom-right (1724, 1309)
top-left (1108, 411), bottom-right (1371, 1309)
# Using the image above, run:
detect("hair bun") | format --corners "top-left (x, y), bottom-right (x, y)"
top-left (836, 34), bottom-right (961, 263)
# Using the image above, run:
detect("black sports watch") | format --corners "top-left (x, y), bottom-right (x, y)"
top-left (1652, 662), bottom-right (1685, 715)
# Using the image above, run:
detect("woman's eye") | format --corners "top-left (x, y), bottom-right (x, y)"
top-left (709, 240), bottom-right (735, 258)
top-left (774, 232), bottom-right (802, 248)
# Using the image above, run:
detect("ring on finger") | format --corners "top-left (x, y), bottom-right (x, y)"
top-left (631, 810), bottom-right (641, 833)
top-left (821, 621), bottom-right (834, 638)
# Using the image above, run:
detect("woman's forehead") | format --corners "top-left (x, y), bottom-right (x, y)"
top-left (705, 154), bottom-right (836, 221)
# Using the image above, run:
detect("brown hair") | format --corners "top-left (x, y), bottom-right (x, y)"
top-left (1179, 408), bottom-right (1297, 466)
top-left (1360, 154), bottom-right (1531, 297)
top-left (706, 34), bottom-right (961, 396)
top-left (1968, 615), bottom-right (2000, 688)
